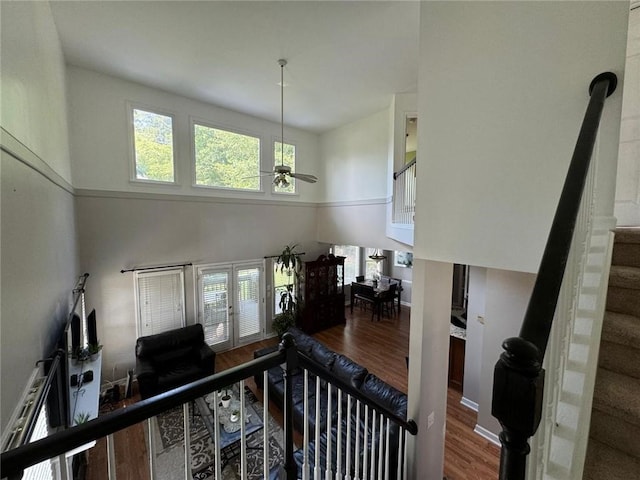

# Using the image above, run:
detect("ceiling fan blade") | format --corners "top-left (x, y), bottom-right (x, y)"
top-left (289, 172), bottom-right (318, 183)
top-left (243, 172), bottom-right (275, 179)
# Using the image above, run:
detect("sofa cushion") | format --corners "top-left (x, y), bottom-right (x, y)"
top-left (136, 324), bottom-right (205, 358)
top-left (152, 346), bottom-right (194, 369)
top-left (331, 354), bottom-right (368, 389)
top-left (310, 342), bottom-right (336, 369)
top-left (287, 327), bottom-right (317, 356)
top-left (360, 374), bottom-right (407, 418)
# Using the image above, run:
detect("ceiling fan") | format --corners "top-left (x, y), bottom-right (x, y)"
top-left (261, 59), bottom-right (317, 188)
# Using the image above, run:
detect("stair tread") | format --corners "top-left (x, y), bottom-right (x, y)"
top-left (614, 228), bottom-right (640, 245)
top-left (608, 265), bottom-right (640, 289)
top-left (599, 341), bottom-right (640, 379)
top-left (584, 438), bottom-right (640, 480)
top-left (602, 312), bottom-right (640, 348)
top-left (592, 368), bottom-right (640, 427)
top-left (589, 409), bottom-right (640, 459)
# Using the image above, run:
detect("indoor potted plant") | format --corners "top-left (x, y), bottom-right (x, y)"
top-left (273, 244), bottom-right (303, 337)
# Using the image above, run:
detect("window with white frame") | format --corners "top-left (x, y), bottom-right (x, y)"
top-left (135, 268), bottom-right (185, 337)
top-left (273, 141), bottom-right (296, 194)
top-left (331, 245), bottom-right (360, 284)
top-left (365, 247), bottom-right (382, 279)
top-left (193, 122), bottom-right (261, 190)
top-left (130, 107), bottom-right (176, 183)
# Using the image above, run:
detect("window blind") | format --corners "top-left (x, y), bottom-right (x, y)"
top-left (136, 269), bottom-right (185, 336)
top-left (236, 267), bottom-right (261, 339)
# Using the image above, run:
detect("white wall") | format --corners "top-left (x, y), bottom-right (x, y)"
top-left (415, 1), bottom-right (628, 274)
top-left (76, 193), bottom-right (322, 380)
top-left (1, 1), bottom-right (78, 430)
top-left (67, 66), bottom-right (321, 203)
top-left (319, 108), bottom-right (391, 203)
top-left (316, 108), bottom-right (410, 252)
top-left (406, 259), bottom-right (452, 480)
top-left (462, 266), bottom-right (487, 409)
top-left (476, 269), bottom-right (536, 438)
top-left (615, 8), bottom-right (640, 226)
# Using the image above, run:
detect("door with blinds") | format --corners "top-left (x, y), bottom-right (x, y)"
top-left (135, 268), bottom-right (186, 337)
top-left (197, 262), bottom-right (264, 349)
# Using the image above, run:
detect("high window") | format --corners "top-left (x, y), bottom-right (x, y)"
top-left (130, 107), bottom-right (176, 183)
top-left (193, 122), bottom-right (261, 190)
top-left (331, 245), bottom-right (360, 283)
top-left (273, 141), bottom-right (296, 194)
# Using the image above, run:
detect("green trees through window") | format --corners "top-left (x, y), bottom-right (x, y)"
top-left (132, 108), bottom-right (175, 182)
top-left (194, 124), bottom-right (260, 190)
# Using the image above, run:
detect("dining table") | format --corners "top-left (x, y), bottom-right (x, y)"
top-left (350, 279), bottom-right (402, 314)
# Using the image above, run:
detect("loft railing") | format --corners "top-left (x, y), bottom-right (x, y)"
top-left (1, 334), bottom-right (417, 480)
top-left (393, 158), bottom-right (416, 225)
top-left (491, 72), bottom-right (617, 480)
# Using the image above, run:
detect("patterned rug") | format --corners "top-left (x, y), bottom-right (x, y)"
top-left (152, 387), bottom-right (285, 480)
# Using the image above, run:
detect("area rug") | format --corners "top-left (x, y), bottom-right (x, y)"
top-left (151, 387), bottom-right (285, 480)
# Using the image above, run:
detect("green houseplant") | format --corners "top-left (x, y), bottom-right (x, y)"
top-left (273, 244), bottom-right (303, 337)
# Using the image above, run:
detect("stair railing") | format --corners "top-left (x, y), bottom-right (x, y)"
top-left (393, 158), bottom-right (416, 224)
top-left (491, 72), bottom-right (617, 480)
top-left (1, 333), bottom-right (417, 480)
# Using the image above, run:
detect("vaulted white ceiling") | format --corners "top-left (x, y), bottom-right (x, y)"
top-left (50, 1), bottom-right (420, 133)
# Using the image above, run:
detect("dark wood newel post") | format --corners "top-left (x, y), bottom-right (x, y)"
top-left (279, 332), bottom-right (299, 480)
top-left (492, 337), bottom-right (544, 480)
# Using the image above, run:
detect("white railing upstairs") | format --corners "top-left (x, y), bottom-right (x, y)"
top-left (392, 159), bottom-right (416, 225)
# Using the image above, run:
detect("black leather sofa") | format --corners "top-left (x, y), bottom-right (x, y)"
top-left (135, 323), bottom-right (216, 400)
top-left (254, 327), bottom-right (408, 479)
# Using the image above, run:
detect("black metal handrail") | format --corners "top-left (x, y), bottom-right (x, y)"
top-left (491, 72), bottom-right (617, 480)
top-left (1, 349), bottom-right (287, 479)
top-left (2, 333), bottom-right (418, 479)
top-left (393, 157), bottom-right (416, 180)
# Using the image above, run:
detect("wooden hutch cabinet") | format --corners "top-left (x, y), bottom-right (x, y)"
top-left (299, 254), bottom-right (346, 334)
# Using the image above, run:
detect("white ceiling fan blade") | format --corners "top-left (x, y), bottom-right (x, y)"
top-left (289, 172), bottom-right (318, 183)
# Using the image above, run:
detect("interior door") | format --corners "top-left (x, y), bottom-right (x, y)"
top-left (198, 262), bottom-right (264, 350)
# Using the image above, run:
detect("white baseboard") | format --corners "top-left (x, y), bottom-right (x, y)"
top-left (460, 397), bottom-right (478, 412)
top-left (474, 424), bottom-right (501, 447)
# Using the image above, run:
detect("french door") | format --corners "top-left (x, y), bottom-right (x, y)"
top-left (196, 261), bottom-right (265, 350)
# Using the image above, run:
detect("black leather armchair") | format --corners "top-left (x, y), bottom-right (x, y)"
top-left (135, 323), bottom-right (216, 400)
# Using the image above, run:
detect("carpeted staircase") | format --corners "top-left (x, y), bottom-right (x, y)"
top-left (583, 228), bottom-right (640, 479)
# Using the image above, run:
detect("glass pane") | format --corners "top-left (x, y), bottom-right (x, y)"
top-left (194, 124), bottom-right (260, 190)
top-left (133, 109), bottom-right (174, 182)
top-left (332, 245), bottom-right (359, 283)
top-left (273, 263), bottom-right (294, 314)
top-left (274, 141), bottom-right (296, 193)
top-left (365, 248), bottom-right (380, 279)
top-left (201, 271), bottom-right (230, 345)
top-left (236, 268), bottom-right (261, 339)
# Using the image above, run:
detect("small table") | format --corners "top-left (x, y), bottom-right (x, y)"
top-left (194, 388), bottom-right (264, 470)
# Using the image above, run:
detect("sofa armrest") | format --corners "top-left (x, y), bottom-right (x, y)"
top-left (196, 344), bottom-right (216, 374)
top-left (253, 344), bottom-right (279, 388)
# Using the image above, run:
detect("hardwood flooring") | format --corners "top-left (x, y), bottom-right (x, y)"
top-left (86, 306), bottom-right (499, 479)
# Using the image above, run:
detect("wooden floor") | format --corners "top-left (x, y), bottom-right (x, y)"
top-left (86, 305), bottom-right (499, 479)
